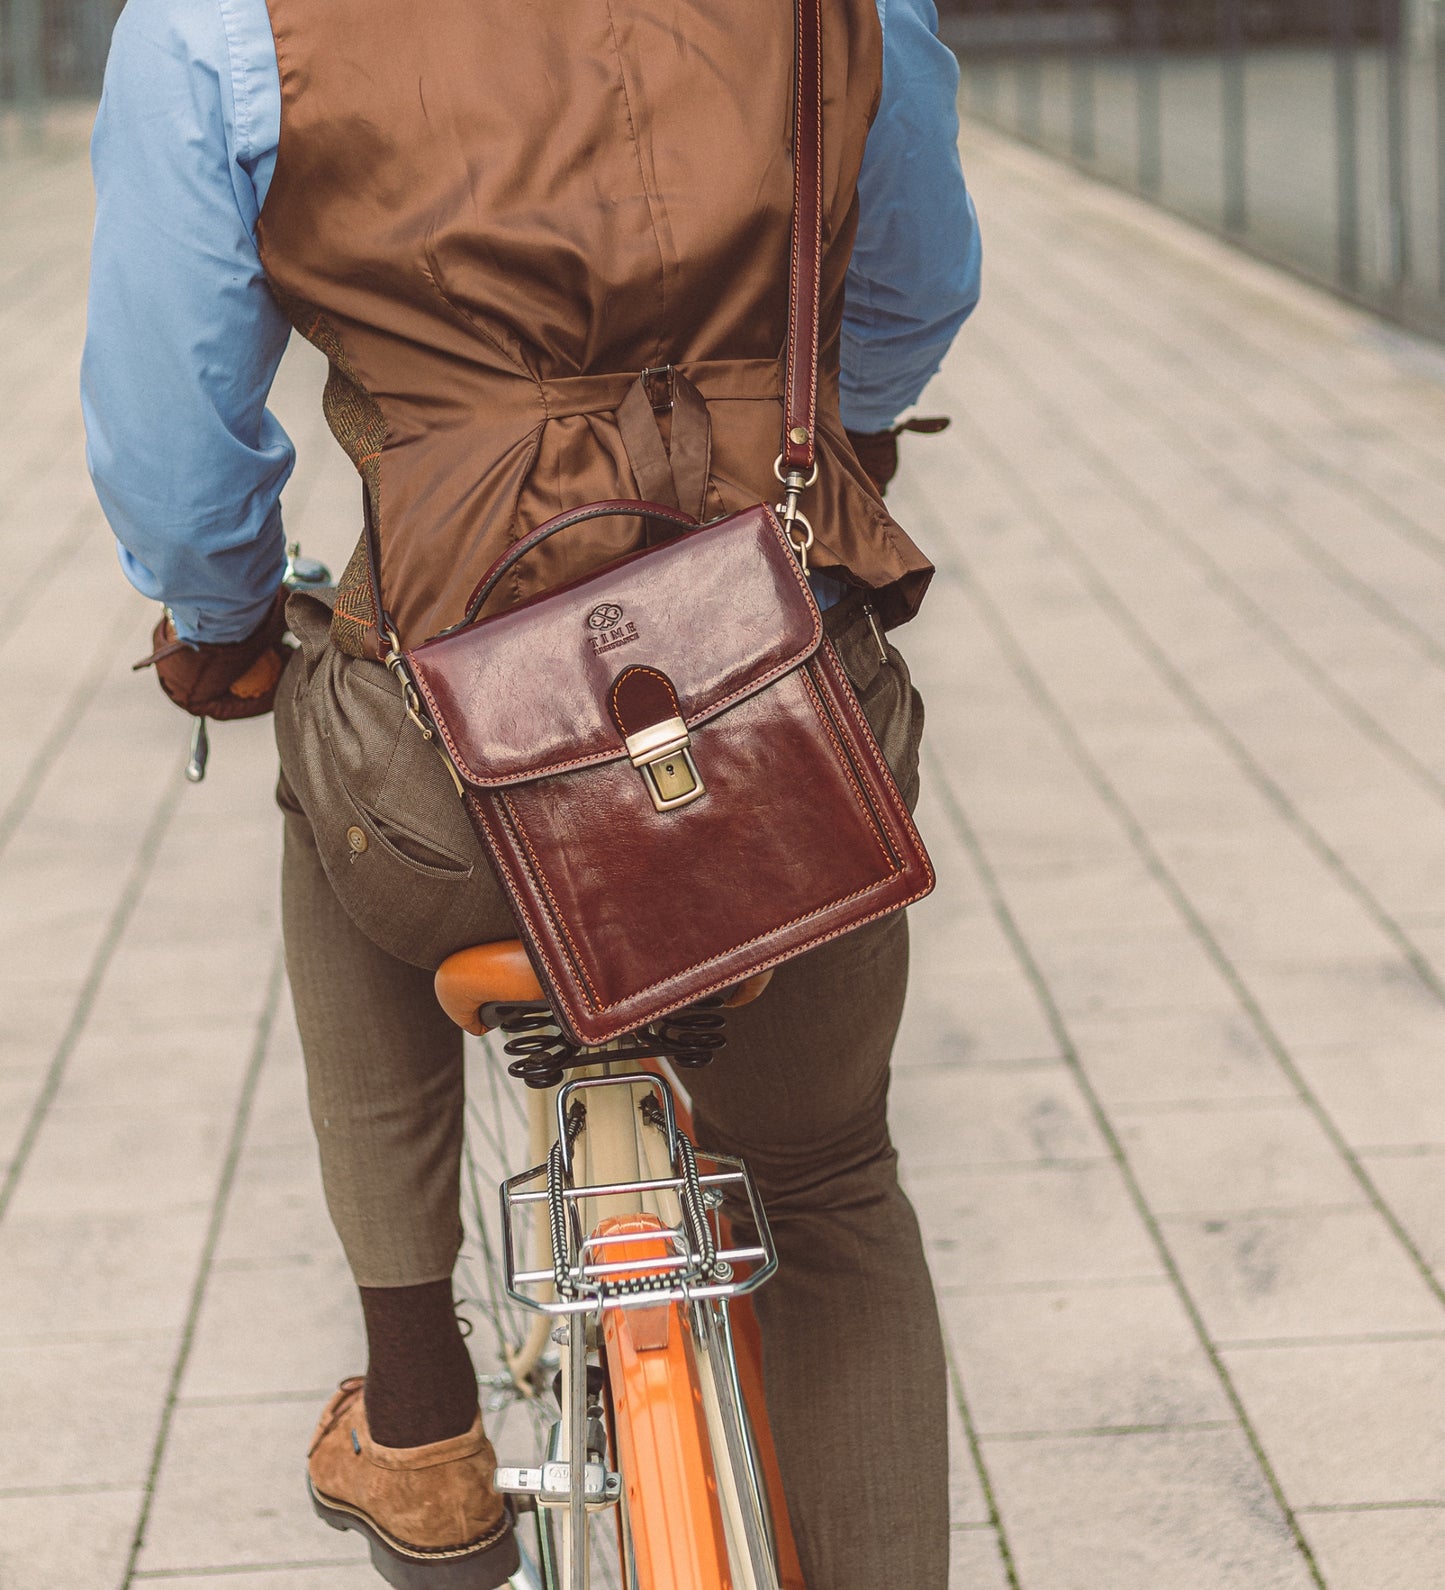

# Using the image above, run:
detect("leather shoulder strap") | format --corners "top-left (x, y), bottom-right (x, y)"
top-left (781, 0), bottom-right (824, 478)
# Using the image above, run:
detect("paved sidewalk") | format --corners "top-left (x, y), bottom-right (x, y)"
top-left (3, 114), bottom-right (1445, 1590)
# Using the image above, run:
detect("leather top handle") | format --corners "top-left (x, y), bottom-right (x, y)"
top-left (453, 499), bottom-right (697, 631)
top-left (782, 0), bottom-right (824, 478)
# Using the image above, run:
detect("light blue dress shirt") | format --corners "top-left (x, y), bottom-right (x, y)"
top-left (83, 0), bottom-right (981, 641)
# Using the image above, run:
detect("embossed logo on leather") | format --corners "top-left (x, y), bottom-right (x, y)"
top-left (586, 602), bottom-right (640, 656)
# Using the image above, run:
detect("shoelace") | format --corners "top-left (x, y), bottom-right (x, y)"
top-left (308, 1377), bottom-right (366, 1458)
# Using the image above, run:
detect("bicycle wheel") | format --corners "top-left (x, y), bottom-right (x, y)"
top-left (457, 1033), bottom-right (631, 1590)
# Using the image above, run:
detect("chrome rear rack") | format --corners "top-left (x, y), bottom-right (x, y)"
top-left (500, 1071), bottom-right (777, 1316)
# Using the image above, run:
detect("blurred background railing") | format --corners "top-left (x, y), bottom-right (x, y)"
top-left (0, 0), bottom-right (119, 132)
top-left (941, 0), bottom-right (1445, 337)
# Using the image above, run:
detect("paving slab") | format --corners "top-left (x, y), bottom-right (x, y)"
top-left (1236, 955), bottom-right (1445, 1062)
top-left (942, 1280), bottom-right (1230, 1435)
top-left (945, 1394), bottom-right (991, 1529)
top-left (1298, 1507), bottom-right (1445, 1590)
top-left (1064, 1005), bottom-right (1293, 1109)
top-left (135, 1401), bottom-right (364, 1574)
top-left (1353, 1150), bottom-right (1445, 1280)
top-left (178, 1255), bottom-right (363, 1403)
top-left (0, 1206), bottom-right (210, 1339)
top-left (891, 1064), bottom-right (1109, 1168)
top-left (1113, 1101), bottom-right (1367, 1217)
top-left (210, 1141), bottom-right (347, 1269)
top-left (898, 778), bottom-right (1063, 1069)
top-left (130, 1570), bottom-right (374, 1588)
top-left (1222, 1339), bottom-right (1445, 1508)
top-left (7, 1103), bottom-right (236, 1221)
top-left (1024, 924), bottom-right (1236, 1021)
top-left (0, 1487), bottom-right (145, 1590)
top-left (1286, 1038), bottom-right (1445, 1151)
top-left (1162, 1207), bottom-right (1443, 1343)
top-left (980, 1427), bottom-right (1317, 1590)
top-left (0, 1336), bottom-right (175, 1493)
top-left (915, 1161), bottom-right (1165, 1292)
top-left (947, 1528), bottom-right (1012, 1590)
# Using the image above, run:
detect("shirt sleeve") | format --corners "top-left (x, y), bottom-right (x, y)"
top-left (81, 0), bottom-right (293, 643)
top-left (841, 0), bottom-right (982, 434)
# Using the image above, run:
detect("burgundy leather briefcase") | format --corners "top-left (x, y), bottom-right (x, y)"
top-left (404, 497), bottom-right (933, 1045)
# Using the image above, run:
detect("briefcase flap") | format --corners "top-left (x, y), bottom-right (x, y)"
top-left (407, 503), bottom-right (823, 789)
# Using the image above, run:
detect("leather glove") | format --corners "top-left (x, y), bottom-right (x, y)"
top-left (133, 587), bottom-right (291, 720)
top-left (846, 415), bottom-right (951, 498)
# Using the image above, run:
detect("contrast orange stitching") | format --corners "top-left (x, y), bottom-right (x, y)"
top-left (499, 794), bottom-right (604, 1009)
top-left (817, 638), bottom-right (924, 836)
top-left (567, 858), bottom-right (932, 1043)
top-left (486, 792), bottom-right (930, 1040)
top-left (807, 0), bottom-right (822, 435)
top-left (609, 665), bottom-right (680, 730)
top-left (799, 667), bottom-right (896, 869)
top-left (486, 801), bottom-right (596, 1011)
top-left (783, 0), bottom-right (823, 465)
top-left (590, 873), bottom-right (911, 1015)
top-left (495, 674), bottom-right (929, 1018)
top-left (467, 800), bottom-right (545, 951)
top-left (483, 798), bottom-right (592, 1007)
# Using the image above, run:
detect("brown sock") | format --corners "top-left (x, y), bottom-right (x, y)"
top-left (359, 1279), bottom-right (480, 1448)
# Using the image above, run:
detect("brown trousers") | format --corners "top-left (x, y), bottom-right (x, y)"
top-left (273, 587), bottom-right (948, 1589)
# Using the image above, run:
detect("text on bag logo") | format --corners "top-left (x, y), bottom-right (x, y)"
top-left (586, 602), bottom-right (640, 656)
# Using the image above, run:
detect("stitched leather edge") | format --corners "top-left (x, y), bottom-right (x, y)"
top-left (497, 792), bottom-right (606, 1009)
top-left (798, 667), bottom-right (895, 870)
top-left (608, 665), bottom-right (682, 735)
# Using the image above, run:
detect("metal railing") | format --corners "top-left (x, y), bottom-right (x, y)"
top-left (1, 0), bottom-right (119, 118)
top-left (943, 0), bottom-right (1445, 338)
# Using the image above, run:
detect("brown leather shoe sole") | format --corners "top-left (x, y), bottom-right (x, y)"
top-left (309, 1478), bottom-right (520, 1589)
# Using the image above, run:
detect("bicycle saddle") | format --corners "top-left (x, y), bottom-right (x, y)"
top-left (434, 939), bottom-right (772, 1036)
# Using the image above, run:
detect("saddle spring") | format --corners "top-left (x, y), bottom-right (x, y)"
top-left (488, 1000), bottom-right (728, 1089)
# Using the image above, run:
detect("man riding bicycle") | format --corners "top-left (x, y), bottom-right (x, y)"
top-left (83, 0), bottom-right (980, 1582)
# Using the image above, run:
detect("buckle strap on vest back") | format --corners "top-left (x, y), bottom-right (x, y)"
top-left (535, 358), bottom-right (780, 419)
top-left (615, 369), bottom-right (710, 524)
top-left (542, 358), bottom-right (783, 528)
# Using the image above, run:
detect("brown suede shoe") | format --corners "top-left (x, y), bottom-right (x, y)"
top-left (307, 1377), bottom-right (519, 1589)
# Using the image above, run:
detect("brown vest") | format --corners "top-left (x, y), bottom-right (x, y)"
top-left (256, 0), bottom-right (934, 652)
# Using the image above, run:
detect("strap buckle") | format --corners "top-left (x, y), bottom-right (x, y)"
top-left (640, 364), bottom-right (675, 414)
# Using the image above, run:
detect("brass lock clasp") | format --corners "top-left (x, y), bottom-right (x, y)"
top-left (623, 716), bottom-right (705, 812)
